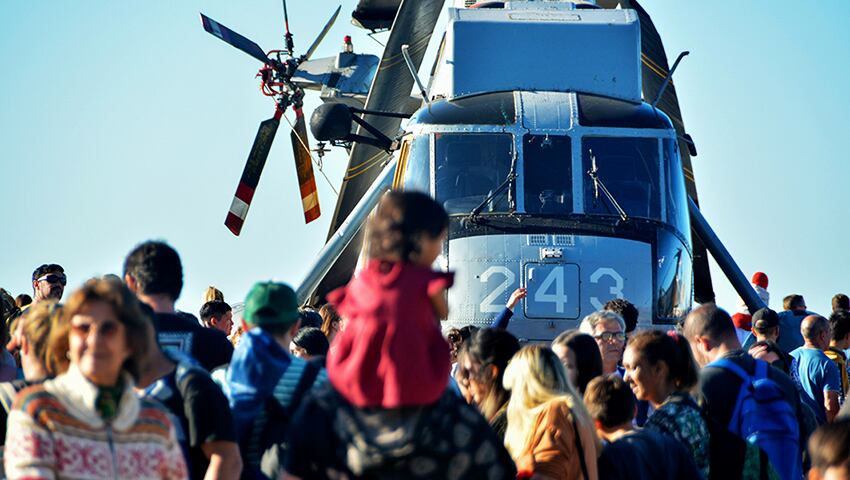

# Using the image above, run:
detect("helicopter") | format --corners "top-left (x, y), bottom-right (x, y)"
top-left (288, 0), bottom-right (772, 342)
top-left (207, 0), bottom-right (768, 341)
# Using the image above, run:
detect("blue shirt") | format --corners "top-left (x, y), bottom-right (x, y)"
top-left (790, 346), bottom-right (841, 424)
top-left (777, 310), bottom-right (810, 353)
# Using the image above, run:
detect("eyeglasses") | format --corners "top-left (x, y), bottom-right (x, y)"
top-left (70, 320), bottom-right (121, 339)
top-left (37, 274), bottom-right (66, 286)
top-left (594, 331), bottom-right (626, 343)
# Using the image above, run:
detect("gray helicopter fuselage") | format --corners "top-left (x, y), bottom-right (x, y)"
top-left (395, 90), bottom-right (693, 341)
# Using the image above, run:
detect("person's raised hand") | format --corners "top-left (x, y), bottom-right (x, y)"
top-left (506, 287), bottom-right (528, 310)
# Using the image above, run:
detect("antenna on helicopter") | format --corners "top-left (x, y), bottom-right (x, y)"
top-left (651, 50), bottom-right (689, 110)
top-left (401, 44), bottom-right (431, 106)
top-left (282, 0), bottom-right (295, 56)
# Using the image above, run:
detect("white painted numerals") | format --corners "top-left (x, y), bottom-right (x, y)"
top-left (479, 266), bottom-right (515, 313)
top-left (590, 267), bottom-right (624, 310)
top-left (534, 267), bottom-right (567, 313)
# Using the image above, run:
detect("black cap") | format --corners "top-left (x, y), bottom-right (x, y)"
top-left (752, 308), bottom-right (779, 331)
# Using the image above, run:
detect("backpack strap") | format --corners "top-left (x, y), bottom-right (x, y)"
top-left (571, 414), bottom-right (589, 480)
top-left (706, 358), bottom-right (753, 439)
top-left (753, 359), bottom-right (769, 380)
top-left (708, 357), bottom-right (773, 379)
top-left (707, 358), bottom-right (751, 380)
top-left (274, 358), bottom-right (320, 415)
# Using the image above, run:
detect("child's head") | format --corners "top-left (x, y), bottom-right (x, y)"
top-left (809, 418), bottom-right (850, 480)
top-left (367, 191), bottom-right (449, 265)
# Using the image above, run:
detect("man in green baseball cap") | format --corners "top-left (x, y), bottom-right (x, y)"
top-left (225, 281), bottom-right (327, 479)
top-left (243, 281), bottom-right (301, 329)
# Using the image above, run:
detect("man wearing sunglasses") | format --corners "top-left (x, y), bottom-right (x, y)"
top-left (30, 263), bottom-right (66, 303)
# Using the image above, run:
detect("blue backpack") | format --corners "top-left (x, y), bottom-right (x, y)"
top-left (708, 358), bottom-right (802, 480)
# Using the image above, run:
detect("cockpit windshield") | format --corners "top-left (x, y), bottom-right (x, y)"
top-left (435, 133), bottom-right (514, 215)
top-left (582, 137), bottom-right (660, 220)
top-left (523, 134), bottom-right (572, 215)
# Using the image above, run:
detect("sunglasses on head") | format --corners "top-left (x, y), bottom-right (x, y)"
top-left (37, 274), bottom-right (66, 286)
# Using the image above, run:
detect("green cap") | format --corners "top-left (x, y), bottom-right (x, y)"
top-left (243, 282), bottom-right (300, 327)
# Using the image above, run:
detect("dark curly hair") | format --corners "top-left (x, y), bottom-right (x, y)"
top-left (32, 264), bottom-right (64, 282)
top-left (366, 191), bottom-right (448, 263)
top-left (123, 241), bottom-right (183, 301)
top-left (603, 298), bottom-right (639, 333)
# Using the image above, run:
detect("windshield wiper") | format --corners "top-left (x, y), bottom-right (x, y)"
top-left (468, 171), bottom-right (516, 218)
top-left (586, 149), bottom-right (629, 222)
top-left (467, 149), bottom-right (518, 220)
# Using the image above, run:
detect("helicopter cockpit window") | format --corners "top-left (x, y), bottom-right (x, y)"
top-left (434, 133), bottom-right (514, 215)
top-left (582, 137), bottom-right (661, 220)
top-left (664, 139), bottom-right (690, 238)
top-left (401, 135), bottom-right (431, 194)
top-left (523, 134), bottom-right (572, 215)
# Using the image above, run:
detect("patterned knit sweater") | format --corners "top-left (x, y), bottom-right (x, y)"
top-left (4, 366), bottom-right (188, 480)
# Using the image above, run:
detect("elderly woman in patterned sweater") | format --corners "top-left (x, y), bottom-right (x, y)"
top-left (622, 329), bottom-right (710, 479)
top-left (5, 278), bottom-right (187, 480)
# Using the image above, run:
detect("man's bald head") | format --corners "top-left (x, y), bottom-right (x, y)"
top-left (801, 315), bottom-right (830, 349)
top-left (683, 303), bottom-right (737, 344)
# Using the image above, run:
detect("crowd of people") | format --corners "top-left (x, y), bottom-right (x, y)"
top-left (0, 190), bottom-right (849, 479)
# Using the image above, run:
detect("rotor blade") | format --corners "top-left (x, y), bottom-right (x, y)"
top-left (201, 14), bottom-right (269, 64)
top-left (225, 114), bottom-right (281, 236)
top-left (304, 6), bottom-right (342, 61)
top-left (352, 0), bottom-right (403, 31)
top-left (314, 0), bottom-right (444, 303)
top-left (290, 107), bottom-right (321, 223)
top-left (619, 0), bottom-right (715, 303)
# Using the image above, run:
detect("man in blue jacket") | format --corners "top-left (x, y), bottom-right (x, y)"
top-left (224, 282), bottom-right (327, 480)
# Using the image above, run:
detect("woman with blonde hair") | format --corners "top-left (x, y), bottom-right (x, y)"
top-left (202, 286), bottom-right (224, 303)
top-left (6, 301), bottom-right (68, 383)
top-left (504, 345), bottom-right (599, 480)
top-left (0, 301), bottom-right (68, 477)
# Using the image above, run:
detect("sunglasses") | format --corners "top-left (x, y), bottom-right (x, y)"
top-left (70, 320), bottom-right (121, 338)
top-left (594, 331), bottom-right (626, 343)
top-left (37, 274), bottom-right (66, 286)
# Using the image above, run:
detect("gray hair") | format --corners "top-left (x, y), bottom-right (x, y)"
top-left (579, 310), bottom-right (625, 335)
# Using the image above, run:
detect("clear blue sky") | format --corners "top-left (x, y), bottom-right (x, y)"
top-left (1, 1), bottom-right (849, 318)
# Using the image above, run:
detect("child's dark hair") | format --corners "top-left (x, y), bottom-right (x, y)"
top-left (293, 327), bottom-right (330, 357)
top-left (627, 329), bottom-right (699, 390)
top-left (367, 191), bottom-right (448, 262)
top-left (584, 374), bottom-right (635, 429)
top-left (809, 418), bottom-right (850, 473)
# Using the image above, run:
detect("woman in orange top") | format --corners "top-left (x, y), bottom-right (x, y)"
top-left (503, 345), bottom-right (599, 480)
